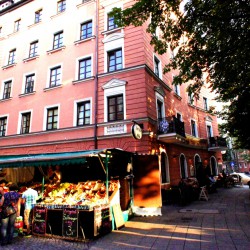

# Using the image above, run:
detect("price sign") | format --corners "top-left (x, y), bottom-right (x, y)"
top-left (33, 206), bottom-right (47, 235)
top-left (94, 205), bottom-right (112, 236)
top-left (62, 208), bottom-right (78, 238)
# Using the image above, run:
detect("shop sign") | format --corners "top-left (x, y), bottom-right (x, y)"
top-left (94, 205), bottom-right (111, 236)
top-left (33, 206), bottom-right (47, 235)
top-left (62, 208), bottom-right (78, 238)
top-left (131, 123), bottom-right (142, 140)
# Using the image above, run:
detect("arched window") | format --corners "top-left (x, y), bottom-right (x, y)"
top-left (210, 156), bottom-right (218, 176)
top-left (194, 154), bottom-right (203, 181)
top-left (194, 154), bottom-right (202, 177)
top-left (160, 152), bottom-right (170, 183)
top-left (180, 154), bottom-right (187, 179)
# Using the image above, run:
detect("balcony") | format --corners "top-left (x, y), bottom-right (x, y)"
top-left (157, 116), bottom-right (186, 144)
top-left (208, 136), bottom-right (228, 152)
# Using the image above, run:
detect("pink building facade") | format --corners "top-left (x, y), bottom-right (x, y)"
top-left (0, 0), bottom-right (226, 187)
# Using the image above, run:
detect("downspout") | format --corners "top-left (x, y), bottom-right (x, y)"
top-left (94, 0), bottom-right (99, 149)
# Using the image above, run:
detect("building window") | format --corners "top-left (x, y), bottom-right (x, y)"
top-left (107, 13), bottom-right (118, 30)
top-left (25, 74), bottom-right (35, 94)
top-left (53, 31), bottom-right (63, 49)
top-left (188, 93), bottom-right (194, 104)
top-left (108, 94), bottom-right (124, 121)
top-left (20, 112), bottom-right (31, 134)
top-left (77, 101), bottom-right (90, 126)
top-left (8, 49), bottom-right (16, 65)
top-left (161, 152), bottom-right (170, 183)
top-left (49, 66), bottom-right (61, 87)
top-left (0, 26), bottom-right (2, 34)
top-left (180, 154), bottom-right (187, 179)
top-left (0, 117), bottom-right (7, 137)
top-left (14, 19), bottom-right (21, 32)
top-left (177, 113), bottom-right (182, 121)
top-left (108, 49), bottom-right (122, 72)
top-left (29, 41), bottom-right (38, 58)
top-left (80, 21), bottom-right (92, 40)
top-left (57, 0), bottom-right (66, 13)
top-left (207, 125), bottom-right (212, 138)
top-left (46, 107), bottom-right (58, 130)
top-left (79, 58), bottom-right (91, 80)
top-left (3, 80), bottom-right (11, 99)
top-left (157, 100), bottom-right (164, 119)
top-left (203, 97), bottom-right (208, 111)
top-left (210, 157), bottom-right (217, 176)
top-left (174, 84), bottom-right (180, 96)
top-left (35, 9), bottom-right (42, 23)
top-left (154, 56), bottom-right (160, 77)
top-left (191, 120), bottom-right (197, 137)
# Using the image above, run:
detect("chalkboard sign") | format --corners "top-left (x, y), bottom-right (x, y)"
top-left (94, 205), bottom-right (111, 236)
top-left (33, 206), bottom-right (47, 235)
top-left (62, 208), bottom-right (78, 238)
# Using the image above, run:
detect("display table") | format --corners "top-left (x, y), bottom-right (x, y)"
top-left (32, 204), bottom-right (111, 241)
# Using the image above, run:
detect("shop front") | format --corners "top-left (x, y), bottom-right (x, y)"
top-left (0, 148), bottom-right (133, 241)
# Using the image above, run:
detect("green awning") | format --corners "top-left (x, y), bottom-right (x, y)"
top-left (0, 149), bottom-right (104, 168)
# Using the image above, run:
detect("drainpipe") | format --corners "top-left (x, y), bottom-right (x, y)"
top-left (94, 0), bottom-right (99, 149)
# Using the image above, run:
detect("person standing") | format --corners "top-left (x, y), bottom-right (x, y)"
top-left (0, 183), bottom-right (21, 246)
top-left (21, 187), bottom-right (38, 236)
top-left (0, 179), bottom-right (8, 198)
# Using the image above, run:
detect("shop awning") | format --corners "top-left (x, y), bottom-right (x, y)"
top-left (0, 148), bottom-right (132, 169)
top-left (0, 149), bottom-right (105, 168)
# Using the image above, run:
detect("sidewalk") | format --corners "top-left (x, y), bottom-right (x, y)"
top-left (2, 186), bottom-right (250, 249)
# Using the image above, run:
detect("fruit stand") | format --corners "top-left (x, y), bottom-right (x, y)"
top-left (0, 148), bottom-right (133, 241)
top-left (32, 180), bottom-right (119, 240)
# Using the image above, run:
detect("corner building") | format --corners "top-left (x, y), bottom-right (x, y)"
top-left (0, 1), bottom-right (227, 194)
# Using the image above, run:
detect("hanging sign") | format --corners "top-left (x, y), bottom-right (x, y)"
top-left (131, 123), bottom-right (142, 140)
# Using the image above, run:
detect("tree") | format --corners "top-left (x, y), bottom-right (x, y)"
top-left (111, 0), bottom-right (250, 148)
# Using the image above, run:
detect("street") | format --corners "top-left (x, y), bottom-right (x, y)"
top-left (2, 185), bottom-right (250, 250)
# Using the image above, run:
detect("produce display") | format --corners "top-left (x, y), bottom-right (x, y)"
top-left (40, 180), bottom-right (118, 207)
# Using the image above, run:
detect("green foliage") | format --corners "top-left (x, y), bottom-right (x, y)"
top-left (111, 0), bottom-right (250, 148)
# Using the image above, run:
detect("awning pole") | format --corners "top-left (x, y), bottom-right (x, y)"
top-left (105, 152), bottom-right (109, 202)
top-left (42, 175), bottom-right (44, 198)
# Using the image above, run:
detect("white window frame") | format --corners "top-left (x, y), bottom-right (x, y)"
top-left (28, 40), bottom-right (39, 58)
top-left (79, 18), bottom-right (94, 40)
top-left (188, 92), bottom-right (194, 104)
top-left (46, 63), bottom-right (63, 88)
top-left (153, 54), bottom-right (162, 79)
top-left (203, 97), bottom-right (209, 110)
top-left (172, 74), bottom-right (180, 96)
top-left (104, 2), bottom-right (123, 32)
top-left (1, 78), bottom-right (13, 99)
top-left (43, 104), bottom-right (60, 131)
top-left (155, 92), bottom-right (165, 119)
top-left (191, 119), bottom-right (198, 137)
top-left (73, 98), bottom-right (92, 126)
top-left (104, 41), bottom-right (125, 73)
top-left (17, 109), bottom-right (33, 134)
top-left (22, 71), bottom-right (36, 94)
top-left (206, 121), bottom-right (213, 138)
top-left (0, 114), bottom-right (9, 136)
top-left (102, 79), bottom-right (127, 135)
top-left (75, 54), bottom-right (93, 80)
